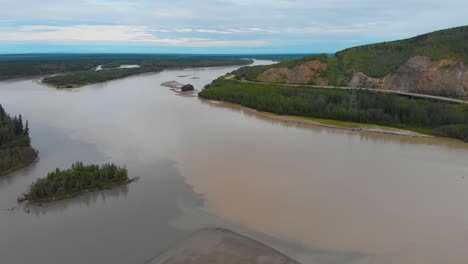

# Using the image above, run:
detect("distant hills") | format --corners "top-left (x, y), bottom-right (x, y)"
top-left (234, 26), bottom-right (468, 99)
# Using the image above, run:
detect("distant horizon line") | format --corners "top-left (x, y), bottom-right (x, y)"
top-left (0, 52), bottom-right (330, 56)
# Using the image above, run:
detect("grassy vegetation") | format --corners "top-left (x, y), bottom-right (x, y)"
top-left (0, 104), bottom-right (37, 175)
top-left (19, 162), bottom-right (129, 203)
top-left (298, 116), bottom-right (402, 130)
top-left (272, 54), bottom-right (329, 69)
top-left (233, 65), bottom-right (271, 81)
top-left (200, 79), bottom-right (468, 141)
top-left (433, 124), bottom-right (468, 141)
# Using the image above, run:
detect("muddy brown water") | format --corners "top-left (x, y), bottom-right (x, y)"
top-left (1, 60), bottom-right (467, 264)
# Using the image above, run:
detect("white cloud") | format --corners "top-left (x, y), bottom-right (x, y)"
top-left (0, 25), bottom-right (266, 47)
top-left (195, 29), bottom-right (232, 34)
top-left (0, 0), bottom-right (466, 52)
top-left (175, 28), bottom-right (193, 33)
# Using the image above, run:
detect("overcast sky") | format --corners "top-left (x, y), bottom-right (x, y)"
top-left (0, 0), bottom-right (467, 54)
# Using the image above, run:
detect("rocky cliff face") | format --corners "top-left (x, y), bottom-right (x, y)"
top-left (257, 60), bottom-right (329, 85)
top-left (256, 56), bottom-right (468, 99)
top-left (348, 56), bottom-right (468, 98)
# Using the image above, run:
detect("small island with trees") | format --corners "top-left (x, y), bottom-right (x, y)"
top-left (42, 66), bottom-right (164, 88)
top-left (18, 162), bottom-right (131, 204)
top-left (0, 104), bottom-right (37, 176)
top-left (181, 84), bottom-right (195, 92)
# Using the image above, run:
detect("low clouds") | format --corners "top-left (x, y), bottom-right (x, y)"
top-left (0, 0), bottom-right (466, 53)
top-left (0, 25), bottom-right (266, 47)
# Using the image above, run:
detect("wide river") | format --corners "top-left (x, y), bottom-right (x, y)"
top-left (1, 60), bottom-right (468, 264)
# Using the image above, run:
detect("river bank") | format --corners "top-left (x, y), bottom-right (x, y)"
top-left (42, 67), bottom-right (164, 88)
top-left (201, 99), bottom-right (432, 138)
top-left (199, 78), bottom-right (468, 142)
top-left (18, 178), bottom-right (135, 205)
top-left (0, 154), bottom-right (38, 177)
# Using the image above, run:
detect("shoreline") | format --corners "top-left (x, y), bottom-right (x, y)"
top-left (19, 177), bottom-right (136, 205)
top-left (0, 153), bottom-right (38, 177)
top-left (41, 68), bottom-right (164, 89)
top-left (201, 98), bottom-right (433, 139)
top-left (147, 228), bottom-right (300, 264)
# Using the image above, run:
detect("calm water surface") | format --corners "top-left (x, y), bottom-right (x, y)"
top-left (1, 60), bottom-right (467, 264)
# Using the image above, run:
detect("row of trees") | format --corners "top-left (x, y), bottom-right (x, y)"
top-left (21, 162), bottom-right (129, 202)
top-left (0, 109), bottom-right (29, 144)
top-left (200, 79), bottom-right (468, 142)
top-left (0, 104), bottom-right (37, 174)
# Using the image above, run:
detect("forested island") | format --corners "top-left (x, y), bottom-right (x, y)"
top-left (181, 84), bottom-right (195, 91)
top-left (199, 78), bottom-right (468, 142)
top-left (43, 66), bottom-right (163, 88)
top-left (0, 104), bottom-right (37, 176)
top-left (19, 162), bottom-right (130, 203)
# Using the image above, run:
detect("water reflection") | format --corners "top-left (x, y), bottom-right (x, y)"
top-left (171, 204), bottom-right (373, 264)
top-left (2, 158), bottom-right (205, 264)
top-left (200, 98), bottom-right (468, 150)
top-left (28, 184), bottom-right (130, 216)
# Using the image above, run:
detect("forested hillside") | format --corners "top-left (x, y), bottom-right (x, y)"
top-left (337, 25), bottom-right (468, 77)
top-left (0, 105), bottom-right (37, 175)
top-left (232, 26), bottom-right (468, 98)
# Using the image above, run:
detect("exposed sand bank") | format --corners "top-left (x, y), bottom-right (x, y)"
top-left (147, 228), bottom-right (300, 264)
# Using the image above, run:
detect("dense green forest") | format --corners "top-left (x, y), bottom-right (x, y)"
top-left (42, 66), bottom-right (163, 88)
top-left (19, 162), bottom-right (129, 203)
top-left (233, 25), bottom-right (468, 82)
top-left (0, 54), bottom-right (259, 80)
top-left (0, 104), bottom-right (37, 175)
top-left (199, 79), bottom-right (468, 142)
top-left (337, 25), bottom-right (468, 77)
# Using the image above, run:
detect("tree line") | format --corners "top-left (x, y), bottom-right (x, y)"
top-left (200, 79), bottom-right (468, 142)
top-left (0, 104), bottom-right (37, 175)
top-left (0, 54), bottom-right (253, 80)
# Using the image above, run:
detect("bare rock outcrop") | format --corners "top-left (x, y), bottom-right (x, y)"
top-left (348, 56), bottom-right (468, 98)
top-left (348, 72), bottom-right (382, 88)
top-left (254, 56), bottom-right (467, 98)
top-left (257, 60), bottom-right (328, 85)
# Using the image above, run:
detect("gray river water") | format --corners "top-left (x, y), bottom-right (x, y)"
top-left (1, 60), bottom-right (468, 264)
